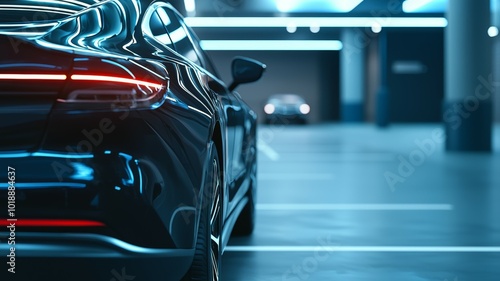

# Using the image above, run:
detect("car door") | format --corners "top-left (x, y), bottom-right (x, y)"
top-left (156, 5), bottom-right (248, 215)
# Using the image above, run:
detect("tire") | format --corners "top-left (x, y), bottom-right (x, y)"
top-left (186, 145), bottom-right (222, 281)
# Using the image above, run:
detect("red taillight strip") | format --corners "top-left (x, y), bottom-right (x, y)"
top-left (0, 73), bottom-right (164, 91)
top-left (0, 74), bottom-right (67, 80)
top-left (71, 74), bottom-right (164, 89)
top-left (0, 219), bottom-right (105, 227)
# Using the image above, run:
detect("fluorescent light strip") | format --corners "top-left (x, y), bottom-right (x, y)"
top-left (402, 0), bottom-right (447, 13)
top-left (276, 0), bottom-right (363, 13)
top-left (225, 246), bottom-right (500, 252)
top-left (332, 0), bottom-right (363, 12)
top-left (403, 0), bottom-right (434, 13)
top-left (256, 203), bottom-right (454, 211)
top-left (185, 17), bottom-right (447, 28)
top-left (200, 40), bottom-right (343, 51)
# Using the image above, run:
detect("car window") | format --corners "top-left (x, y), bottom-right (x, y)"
top-left (156, 7), bottom-right (201, 67)
top-left (173, 13), bottom-right (221, 78)
top-left (148, 8), bottom-right (174, 49)
top-left (143, 4), bottom-right (221, 79)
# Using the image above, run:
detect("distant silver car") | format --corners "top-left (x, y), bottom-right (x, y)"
top-left (263, 94), bottom-right (310, 124)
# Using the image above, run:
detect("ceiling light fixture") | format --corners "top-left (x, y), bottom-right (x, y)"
top-left (402, 0), bottom-right (446, 13)
top-left (488, 26), bottom-right (499, 37)
top-left (286, 22), bottom-right (297, 33)
top-left (200, 40), bottom-right (343, 51)
top-left (184, 0), bottom-right (195, 15)
top-left (371, 23), bottom-right (382, 33)
top-left (185, 17), bottom-right (448, 28)
top-left (275, 0), bottom-right (364, 13)
top-left (310, 23), bottom-right (320, 33)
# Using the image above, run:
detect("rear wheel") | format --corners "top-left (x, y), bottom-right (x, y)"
top-left (186, 146), bottom-right (222, 281)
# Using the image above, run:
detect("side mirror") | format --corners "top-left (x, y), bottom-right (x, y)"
top-left (229, 56), bottom-right (266, 92)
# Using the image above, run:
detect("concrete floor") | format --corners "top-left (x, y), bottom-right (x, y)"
top-left (222, 124), bottom-right (500, 281)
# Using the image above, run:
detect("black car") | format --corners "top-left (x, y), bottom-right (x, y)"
top-left (0, 1), bottom-right (264, 280)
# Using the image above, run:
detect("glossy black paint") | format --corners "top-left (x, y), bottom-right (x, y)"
top-left (0, 1), bottom-right (260, 279)
top-left (229, 56), bottom-right (266, 92)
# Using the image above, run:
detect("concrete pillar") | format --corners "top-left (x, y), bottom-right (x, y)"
top-left (444, 0), bottom-right (492, 151)
top-left (375, 30), bottom-right (389, 127)
top-left (493, 0), bottom-right (500, 123)
top-left (340, 28), bottom-right (365, 122)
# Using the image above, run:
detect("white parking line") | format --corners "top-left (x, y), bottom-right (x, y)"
top-left (272, 152), bottom-right (396, 161)
top-left (257, 139), bottom-right (280, 161)
top-left (225, 246), bottom-right (500, 252)
top-left (258, 153), bottom-right (396, 162)
top-left (259, 173), bottom-right (334, 180)
top-left (256, 204), bottom-right (454, 211)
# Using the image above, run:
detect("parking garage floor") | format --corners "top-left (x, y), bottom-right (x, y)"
top-left (222, 124), bottom-right (500, 281)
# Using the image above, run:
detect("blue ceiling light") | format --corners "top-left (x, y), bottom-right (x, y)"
top-left (184, 0), bottom-right (195, 16)
top-left (404, 0), bottom-right (498, 13)
top-left (332, 0), bottom-right (364, 13)
top-left (185, 17), bottom-right (447, 28)
top-left (200, 40), bottom-right (343, 51)
top-left (275, 0), bottom-right (364, 13)
top-left (488, 26), bottom-right (499, 37)
top-left (402, 0), bottom-right (445, 13)
top-left (275, 0), bottom-right (296, 12)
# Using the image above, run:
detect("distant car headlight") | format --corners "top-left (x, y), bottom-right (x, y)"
top-left (299, 104), bottom-right (310, 114)
top-left (264, 103), bottom-right (275, 114)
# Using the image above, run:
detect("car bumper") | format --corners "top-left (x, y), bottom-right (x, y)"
top-left (264, 114), bottom-right (308, 124)
top-left (0, 231), bottom-right (194, 280)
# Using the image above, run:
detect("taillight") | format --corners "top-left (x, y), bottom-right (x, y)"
top-left (0, 74), bottom-right (67, 80)
top-left (70, 74), bottom-right (163, 89)
top-left (0, 56), bottom-right (169, 110)
top-left (0, 72), bottom-right (69, 92)
top-left (60, 57), bottom-right (169, 110)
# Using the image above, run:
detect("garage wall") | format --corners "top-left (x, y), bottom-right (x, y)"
top-left (203, 30), bottom-right (445, 124)
top-left (207, 51), bottom-right (340, 123)
top-left (386, 29), bottom-right (444, 123)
